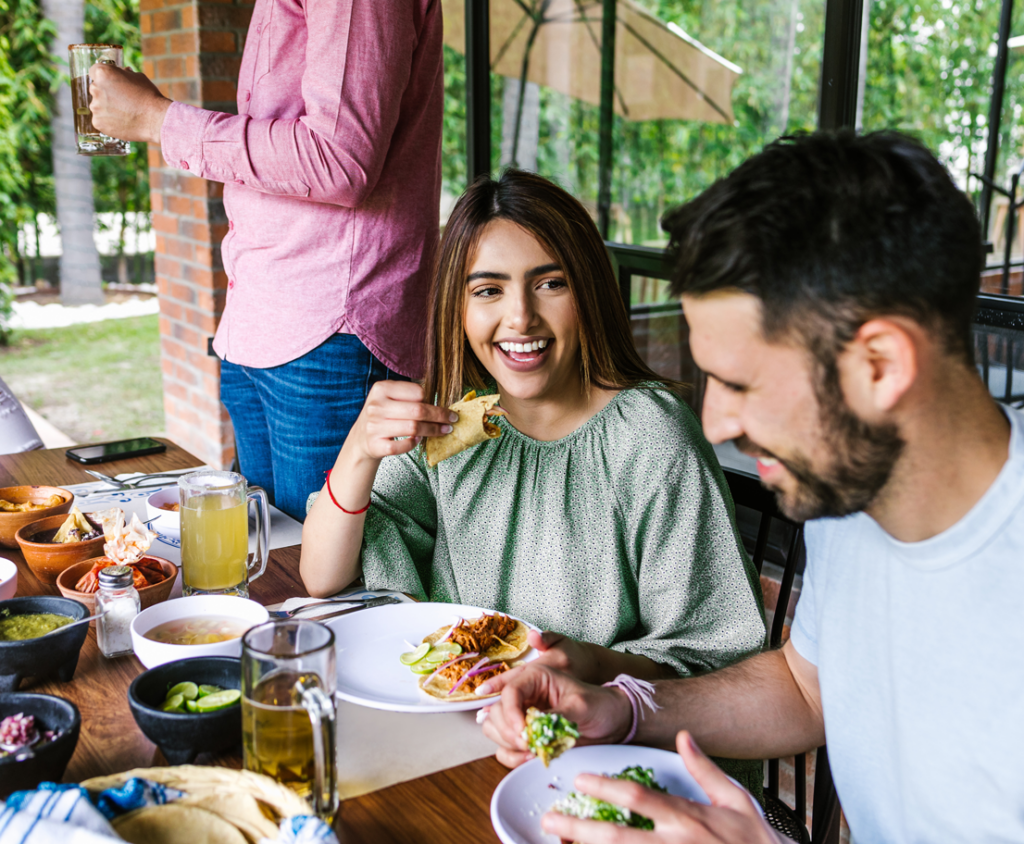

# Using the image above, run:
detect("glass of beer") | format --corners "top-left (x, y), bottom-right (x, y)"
top-left (178, 470), bottom-right (269, 598)
top-left (67, 44), bottom-right (130, 156)
top-left (242, 620), bottom-right (338, 822)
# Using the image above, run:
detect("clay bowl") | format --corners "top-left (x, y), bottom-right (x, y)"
top-left (0, 596), bottom-right (89, 692)
top-left (0, 693), bottom-right (81, 798)
top-left (56, 556), bottom-right (177, 621)
top-left (15, 513), bottom-right (105, 585)
top-left (0, 486), bottom-right (73, 549)
top-left (128, 656), bottom-right (242, 765)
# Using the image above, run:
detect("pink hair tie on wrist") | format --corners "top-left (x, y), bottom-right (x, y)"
top-left (602, 674), bottom-right (661, 744)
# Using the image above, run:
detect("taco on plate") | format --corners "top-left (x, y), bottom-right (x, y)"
top-left (422, 611), bottom-right (529, 661)
top-left (419, 653), bottom-right (513, 701)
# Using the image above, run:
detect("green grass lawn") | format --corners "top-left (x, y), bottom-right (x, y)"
top-left (0, 315), bottom-right (164, 444)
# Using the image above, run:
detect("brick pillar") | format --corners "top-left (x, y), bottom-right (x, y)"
top-left (140, 0), bottom-right (253, 467)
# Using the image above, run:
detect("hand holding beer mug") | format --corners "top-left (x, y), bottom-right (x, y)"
top-left (68, 44), bottom-right (129, 156)
top-left (242, 620), bottom-right (338, 822)
top-left (178, 471), bottom-right (270, 598)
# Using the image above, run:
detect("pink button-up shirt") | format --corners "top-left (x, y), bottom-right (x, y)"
top-left (160, 0), bottom-right (443, 377)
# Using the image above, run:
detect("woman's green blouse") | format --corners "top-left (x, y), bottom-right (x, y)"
top-left (360, 386), bottom-right (766, 677)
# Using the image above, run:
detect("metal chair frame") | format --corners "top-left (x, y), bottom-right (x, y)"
top-left (723, 469), bottom-right (841, 844)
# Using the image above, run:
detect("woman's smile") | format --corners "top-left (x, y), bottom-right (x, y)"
top-left (494, 337), bottom-right (553, 371)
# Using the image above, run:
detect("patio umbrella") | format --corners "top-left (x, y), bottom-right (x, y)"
top-left (443, 0), bottom-right (742, 129)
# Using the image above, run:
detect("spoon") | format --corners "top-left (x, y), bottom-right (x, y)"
top-left (41, 612), bottom-right (106, 637)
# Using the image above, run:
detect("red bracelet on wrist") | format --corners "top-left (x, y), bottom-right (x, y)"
top-left (324, 469), bottom-right (371, 515)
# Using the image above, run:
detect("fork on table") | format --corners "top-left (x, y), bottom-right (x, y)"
top-left (84, 470), bottom-right (192, 489)
top-left (267, 595), bottom-right (401, 620)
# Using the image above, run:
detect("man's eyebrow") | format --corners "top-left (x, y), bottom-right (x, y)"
top-left (466, 271), bottom-right (511, 282)
top-left (524, 263), bottom-right (562, 280)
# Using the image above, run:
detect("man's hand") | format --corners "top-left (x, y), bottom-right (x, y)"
top-left (540, 732), bottom-right (784, 844)
top-left (478, 664), bottom-right (632, 768)
top-left (526, 629), bottom-right (602, 682)
top-left (88, 63), bottom-right (171, 144)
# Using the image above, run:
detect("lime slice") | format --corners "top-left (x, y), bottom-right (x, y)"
top-left (431, 643), bottom-right (462, 657)
top-left (197, 684), bottom-right (222, 698)
top-left (195, 689), bottom-right (241, 712)
top-left (410, 662), bottom-right (439, 674)
top-left (399, 643), bottom-right (430, 665)
top-left (423, 644), bottom-right (462, 664)
top-left (185, 699), bottom-right (200, 713)
top-left (161, 693), bottom-right (185, 712)
top-left (167, 681), bottom-right (199, 701)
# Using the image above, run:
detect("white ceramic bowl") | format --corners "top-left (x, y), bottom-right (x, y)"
top-left (145, 488), bottom-right (181, 534)
top-left (0, 557), bottom-right (18, 601)
top-left (130, 595), bottom-right (269, 669)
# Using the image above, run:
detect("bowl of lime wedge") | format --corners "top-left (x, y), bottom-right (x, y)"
top-left (128, 656), bottom-right (242, 765)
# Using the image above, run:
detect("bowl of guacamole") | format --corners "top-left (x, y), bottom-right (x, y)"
top-left (0, 597), bottom-right (90, 693)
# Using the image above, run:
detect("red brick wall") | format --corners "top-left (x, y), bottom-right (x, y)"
top-left (140, 0), bottom-right (254, 467)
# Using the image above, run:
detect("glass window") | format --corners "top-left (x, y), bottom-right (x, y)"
top-left (862, 0), bottom-right (1024, 298)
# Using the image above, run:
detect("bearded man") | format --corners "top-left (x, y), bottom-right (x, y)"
top-left (478, 131), bottom-right (1024, 843)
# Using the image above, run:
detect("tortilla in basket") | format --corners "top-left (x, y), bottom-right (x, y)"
top-left (422, 612), bottom-right (529, 661)
top-left (112, 804), bottom-right (247, 844)
top-left (424, 391), bottom-right (504, 467)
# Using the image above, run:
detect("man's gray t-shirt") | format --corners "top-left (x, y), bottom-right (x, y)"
top-left (790, 405), bottom-right (1024, 843)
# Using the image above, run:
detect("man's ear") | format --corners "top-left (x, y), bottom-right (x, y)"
top-left (839, 318), bottom-right (918, 416)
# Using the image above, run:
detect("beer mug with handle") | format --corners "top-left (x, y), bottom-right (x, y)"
top-left (178, 470), bottom-right (269, 598)
top-left (242, 620), bottom-right (338, 822)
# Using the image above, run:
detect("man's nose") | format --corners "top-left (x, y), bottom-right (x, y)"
top-left (700, 379), bottom-right (743, 445)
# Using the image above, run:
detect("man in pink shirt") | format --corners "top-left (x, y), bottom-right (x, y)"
top-left (90, 0), bottom-right (443, 521)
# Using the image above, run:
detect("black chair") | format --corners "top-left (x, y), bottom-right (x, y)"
top-left (723, 469), bottom-right (842, 844)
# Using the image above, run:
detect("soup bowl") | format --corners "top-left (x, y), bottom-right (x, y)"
top-left (0, 486), bottom-right (73, 549)
top-left (128, 656), bottom-right (242, 765)
top-left (15, 513), bottom-right (105, 585)
top-left (145, 488), bottom-right (181, 534)
top-left (131, 595), bottom-right (269, 669)
top-left (0, 597), bottom-right (90, 692)
top-left (0, 557), bottom-right (17, 601)
top-left (0, 693), bottom-right (81, 798)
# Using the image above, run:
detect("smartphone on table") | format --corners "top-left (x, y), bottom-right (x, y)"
top-left (66, 437), bottom-right (167, 464)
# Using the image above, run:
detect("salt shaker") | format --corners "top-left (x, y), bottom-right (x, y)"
top-left (96, 565), bottom-right (140, 658)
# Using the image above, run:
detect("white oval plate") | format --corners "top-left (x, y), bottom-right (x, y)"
top-left (491, 744), bottom-right (759, 844)
top-left (327, 602), bottom-right (537, 713)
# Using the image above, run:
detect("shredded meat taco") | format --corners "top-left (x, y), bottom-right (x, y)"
top-left (424, 391), bottom-right (505, 467)
top-left (419, 653), bottom-right (512, 701)
top-left (422, 612), bottom-right (529, 661)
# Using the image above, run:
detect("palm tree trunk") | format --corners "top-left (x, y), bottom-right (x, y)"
top-left (42, 0), bottom-right (104, 306)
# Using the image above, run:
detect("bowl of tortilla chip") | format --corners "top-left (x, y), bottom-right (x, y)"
top-left (0, 486), bottom-right (73, 549)
top-left (128, 656), bottom-right (242, 765)
top-left (15, 511), bottom-right (106, 585)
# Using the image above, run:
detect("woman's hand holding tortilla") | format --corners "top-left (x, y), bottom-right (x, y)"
top-left (348, 381), bottom-right (457, 463)
top-left (477, 664), bottom-right (632, 768)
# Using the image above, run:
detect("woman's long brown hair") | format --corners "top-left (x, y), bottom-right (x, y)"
top-left (423, 169), bottom-right (684, 408)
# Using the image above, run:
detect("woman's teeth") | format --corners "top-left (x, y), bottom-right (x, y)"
top-left (498, 339), bottom-right (548, 353)
top-left (758, 457), bottom-right (779, 467)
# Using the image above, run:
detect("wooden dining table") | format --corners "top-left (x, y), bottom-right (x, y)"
top-left (0, 440), bottom-right (508, 844)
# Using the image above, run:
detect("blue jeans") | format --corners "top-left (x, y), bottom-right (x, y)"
top-left (219, 333), bottom-right (404, 522)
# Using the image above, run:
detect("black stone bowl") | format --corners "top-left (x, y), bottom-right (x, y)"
top-left (0, 597), bottom-right (90, 693)
top-left (128, 656), bottom-right (242, 765)
top-left (0, 693), bottom-right (81, 798)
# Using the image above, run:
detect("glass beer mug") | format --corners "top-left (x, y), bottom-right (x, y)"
top-left (242, 620), bottom-right (338, 822)
top-left (178, 470), bottom-right (269, 598)
top-left (67, 44), bottom-right (130, 156)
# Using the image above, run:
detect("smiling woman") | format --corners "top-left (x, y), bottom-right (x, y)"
top-left (300, 173), bottom-right (767, 791)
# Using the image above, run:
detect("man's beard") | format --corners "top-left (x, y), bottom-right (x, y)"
top-left (737, 367), bottom-right (905, 522)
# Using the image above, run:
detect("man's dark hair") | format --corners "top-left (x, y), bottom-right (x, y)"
top-left (664, 130), bottom-right (984, 365)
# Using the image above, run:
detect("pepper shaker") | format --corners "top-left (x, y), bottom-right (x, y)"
top-left (96, 565), bottom-right (140, 658)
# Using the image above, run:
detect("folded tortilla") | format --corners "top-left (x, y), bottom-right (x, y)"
top-left (424, 391), bottom-right (503, 467)
top-left (422, 614), bottom-right (530, 661)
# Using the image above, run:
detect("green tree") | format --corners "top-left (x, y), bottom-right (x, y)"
top-left (0, 0), bottom-right (57, 340)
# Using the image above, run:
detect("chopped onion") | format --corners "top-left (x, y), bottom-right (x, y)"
top-left (439, 618), bottom-right (464, 644)
top-left (422, 651), bottom-right (478, 688)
